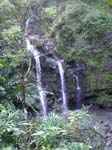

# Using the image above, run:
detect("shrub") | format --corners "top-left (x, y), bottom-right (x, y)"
top-left (0, 104), bottom-right (27, 149)
top-left (31, 111), bottom-right (104, 150)
top-left (52, 1), bottom-right (112, 58)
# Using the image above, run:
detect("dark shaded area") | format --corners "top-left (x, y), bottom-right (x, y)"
top-left (67, 60), bottom-right (86, 110)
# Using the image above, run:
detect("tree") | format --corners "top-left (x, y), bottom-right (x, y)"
top-left (0, 0), bottom-right (30, 109)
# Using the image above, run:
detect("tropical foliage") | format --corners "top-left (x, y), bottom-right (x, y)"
top-left (0, 109), bottom-right (106, 149)
top-left (0, 0), bottom-right (112, 149)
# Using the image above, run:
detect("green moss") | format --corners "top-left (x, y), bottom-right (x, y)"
top-left (96, 94), bottom-right (112, 102)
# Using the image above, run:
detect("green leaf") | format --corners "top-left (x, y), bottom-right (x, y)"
top-left (0, 60), bottom-right (6, 67)
top-left (0, 77), bottom-right (6, 81)
top-left (0, 104), bottom-right (6, 110)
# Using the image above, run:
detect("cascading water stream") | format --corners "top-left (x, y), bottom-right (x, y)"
top-left (75, 75), bottom-right (81, 91)
top-left (56, 60), bottom-right (68, 112)
top-left (74, 74), bottom-right (82, 109)
top-left (26, 38), bottom-right (47, 118)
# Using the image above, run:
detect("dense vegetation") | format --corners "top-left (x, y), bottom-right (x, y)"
top-left (52, 0), bottom-right (112, 103)
top-left (0, 0), bottom-right (112, 149)
top-left (0, 107), bottom-right (108, 149)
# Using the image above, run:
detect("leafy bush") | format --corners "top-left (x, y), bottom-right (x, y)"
top-left (32, 113), bottom-right (65, 149)
top-left (52, 1), bottom-right (112, 58)
top-left (0, 104), bottom-right (27, 149)
top-left (31, 111), bottom-right (104, 150)
top-left (0, 105), bottom-right (107, 150)
top-left (2, 25), bottom-right (22, 47)
top-left (43, 6), bottom-right (57, 17)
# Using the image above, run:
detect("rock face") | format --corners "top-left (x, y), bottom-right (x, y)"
top-left (28, 33), bottom-right (112, 111)
top-left (28, 35), bottom-right (56, 54)
top-left (24, 4), bottom-right (112, 111)
top-left (40, 56), bottom-right (64, 112)
top-left (39, 55), bottom-right (87, 110)
top-left (28, 34), bottom-right (87, 111)
top-left (31, 39), bottom-right (112, 111)
top-left (25, 17), bottom-right (41, 35)
top-left (96, 121), bottom-right (112, 150)
top-left (66, 60), bottom-right (86, 109)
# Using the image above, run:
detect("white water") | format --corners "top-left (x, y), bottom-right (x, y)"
top-left (56, 60), bottom-right (68, 112)
top-left (75, 75), bottom-right (81, 91)
top-left (26, 38), bottom-right (47, 118)
top-left (74, 74), bottom-right (82, 109)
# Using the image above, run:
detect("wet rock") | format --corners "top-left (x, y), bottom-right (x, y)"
top-left (66, 60), bottom-right (86, 109)
top-left (96, 121), bottom-right (112, 149)
top-left (28, 35), bottom-right (56, 53)
top-left (25, 17), bottom-right (41, 35)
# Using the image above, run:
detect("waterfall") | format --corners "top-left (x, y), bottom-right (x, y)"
top-left (26, 38), bottom-right (47, 118)
top-left (75, 75), bottom-right (81, 91)
top-left (74, 74), bottom-right (82, 109)
top-left (56, 60), bottom-right (68, 112)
